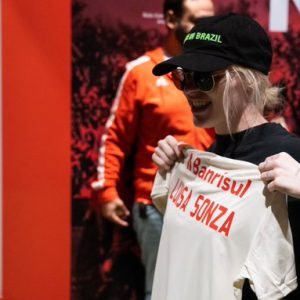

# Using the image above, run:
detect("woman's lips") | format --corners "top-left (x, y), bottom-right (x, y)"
top-left (190, 99), bottom-right (211, 112)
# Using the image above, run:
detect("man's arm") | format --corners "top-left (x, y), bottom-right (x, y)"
top-left (92, 67), bottom-right (141, 226)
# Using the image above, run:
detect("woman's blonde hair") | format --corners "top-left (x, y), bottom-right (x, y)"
top-left (222, 65), bottom-right (282, 134)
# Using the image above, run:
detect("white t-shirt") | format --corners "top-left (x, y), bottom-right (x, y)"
top-left (151, 149), bottom-right (297, 300)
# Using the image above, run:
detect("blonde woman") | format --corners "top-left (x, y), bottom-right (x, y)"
top-left (151, 14), bottom-right (300, 300)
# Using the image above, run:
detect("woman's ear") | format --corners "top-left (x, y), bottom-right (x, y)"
top-left (165, 10), bottom-right (179, 30)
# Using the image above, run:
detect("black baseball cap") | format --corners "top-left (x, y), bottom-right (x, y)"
top-left (153, 13), bottom-right (272, 76)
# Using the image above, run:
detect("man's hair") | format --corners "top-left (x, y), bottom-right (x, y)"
top-left (223, 66), bottom-right (281, 134)
top-left (163, 0), bottom-right (184, 18)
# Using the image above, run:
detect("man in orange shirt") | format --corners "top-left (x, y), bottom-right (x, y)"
top-left (92, 1), bottom-right (215, 299)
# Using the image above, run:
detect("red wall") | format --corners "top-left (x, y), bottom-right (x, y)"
top-left (2, 0), bottom-right (71, 299)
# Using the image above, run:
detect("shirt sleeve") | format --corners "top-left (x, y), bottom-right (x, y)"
top-left (234, 192), bottom-right (298, 299)
top-left (91, 66), bottom-right (141, 203)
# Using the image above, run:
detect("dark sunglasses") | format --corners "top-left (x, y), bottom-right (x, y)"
top-left (172, 69), bottom-right (225, 92)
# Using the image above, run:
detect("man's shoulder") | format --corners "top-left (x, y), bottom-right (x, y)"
top-left (126, 47), bottom-right (164, 73)
top-left (126, 55), bottom-right (152, 71)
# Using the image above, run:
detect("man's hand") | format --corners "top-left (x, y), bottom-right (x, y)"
top-left (100, 198), bottom-right (130, 227)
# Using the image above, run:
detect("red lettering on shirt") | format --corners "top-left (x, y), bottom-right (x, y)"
top-left (190, 194), bottom-right (204, 217)
top-left (218, 211), bottom-right (235, 237)
top-left (196, 198), bottom-right (211, 221)
top-left (188, 194), bottom-right (235, 237)
top-left (180, 190), bottom-right (192, 212)
top-left (184, 154), bottom-right (253, 199)
top-left (209, 205), bottom-right (228, 231)
top-left (186, 153), bottom-right (193, 171)
top-left (221, 177), bottom-right (231, 192)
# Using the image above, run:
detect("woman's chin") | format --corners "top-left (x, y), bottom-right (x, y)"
top-left (193, 116), bottom-right (210, 128)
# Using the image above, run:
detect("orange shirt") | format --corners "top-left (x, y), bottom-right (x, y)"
top-left (92, 47), bottom-right (214, 204)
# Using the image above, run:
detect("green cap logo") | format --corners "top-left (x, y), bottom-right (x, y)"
top-left (184, 32), bottom-right (223, 44)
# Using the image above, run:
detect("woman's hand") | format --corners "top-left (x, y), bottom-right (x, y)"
top-left (258, 152), bottom-right (300, 199)
top-left (152, 135), bottom-right (182, 171)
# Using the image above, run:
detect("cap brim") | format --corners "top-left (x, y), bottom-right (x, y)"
top-left (152, 52), bottom-right (233, 76)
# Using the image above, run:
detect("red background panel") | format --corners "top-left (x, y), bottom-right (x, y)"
top-left (2, 0), bottom-right (71, 299)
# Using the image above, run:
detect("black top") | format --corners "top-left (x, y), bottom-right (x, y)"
top-left (209, 122), bottom-right (300, 164)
